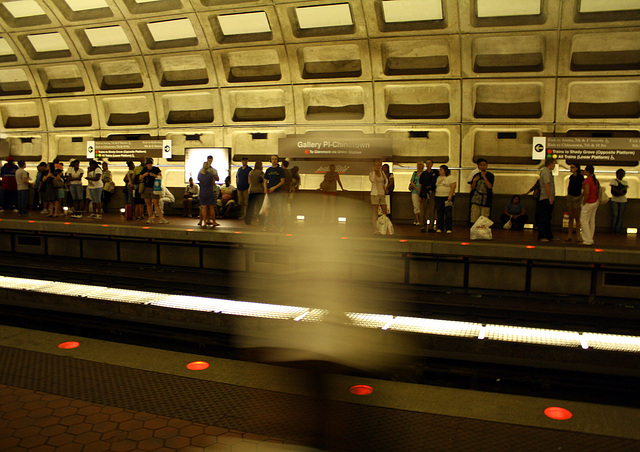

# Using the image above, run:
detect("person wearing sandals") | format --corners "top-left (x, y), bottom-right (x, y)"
top-left (197, 161), bottom-right (219, 228)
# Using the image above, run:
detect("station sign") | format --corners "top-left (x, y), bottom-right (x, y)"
top-left (87, 140), bottom-right (172, 160)
top-left (532, 137), bottom-right (640, 162)
top-left (279, 132), bottom-right (393, 174)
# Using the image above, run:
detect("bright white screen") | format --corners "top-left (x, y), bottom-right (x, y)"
top-left (185, 148), bottom-right (229, 184)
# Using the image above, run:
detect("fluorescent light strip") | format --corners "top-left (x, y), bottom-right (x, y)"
top-left (1, 275), bottom-right (639, 353)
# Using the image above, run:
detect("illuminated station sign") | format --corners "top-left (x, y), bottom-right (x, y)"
top-left (532, 137), bottom-right (640, 162)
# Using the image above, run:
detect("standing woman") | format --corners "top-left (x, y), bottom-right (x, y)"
top-left (579, 164), bottom-right (599, 246)
top-left (565, 163), bottom-right (583, 241)
top-left (246, 161), bottom-right (264, 226)
top-left (409, 161), bottom-right (424, 225)
top-left (101, 161), bottom-right (115, 213)
top-left (197, 161), bottom-right (219, 227)
top-left (320, 164), bottom-right (345, 223)
top-left (42, 163), bottom-right (62, 217)
top-left (610, 169), bottom-right (628, 234)
top-left (434, 165), bottom-right (456, 233)
top-left (369, 160), bottom-right (388, 233)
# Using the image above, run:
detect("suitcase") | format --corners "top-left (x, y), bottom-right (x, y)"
top-left (125, 203), bottom-right (133, 220)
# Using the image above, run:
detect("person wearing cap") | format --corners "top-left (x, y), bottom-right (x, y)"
top-left (0, 156), bottom-right (19, 213)
top-left (236, 156), bottom-right (252, 220)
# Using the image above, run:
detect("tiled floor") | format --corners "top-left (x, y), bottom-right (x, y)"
top-left (0, 384), bottom-right (286, 452)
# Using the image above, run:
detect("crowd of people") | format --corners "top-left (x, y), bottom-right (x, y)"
top-left (0, 155), bottom-right (631, 244)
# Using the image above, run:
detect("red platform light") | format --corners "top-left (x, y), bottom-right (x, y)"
top-left (526, 245), bottom-right (536, 249)
top-left (102, 224), bottom-right (109, 227)
top-left (58, 341), bottom-right (80, 349)
top-left (186, 228), bottom-right (194, 232)
top-left (234, 231), bottom-right (242, 234)
top-left (594, 249), bottom-right (604, 253)
top-left (461, 242), bottom-right (470, 245)
top-left (28, 220), bottom-right (35, 223)
top-left (341, 237), bottom-right (348, 240)
top-left (142, 226), bottom-right (150, 229)
top-left (286, 234), bottom-right (293, 237)
top-left (544, 407), bottom-right (573, 420)
top-left (399, 239), bottom-right (407, 242)
top-left (187, 361), bottom-right (210, 371)
top-left (63, 222), bottom-right (71, 225)
top-left (349, 385), bottom-right (373, 395)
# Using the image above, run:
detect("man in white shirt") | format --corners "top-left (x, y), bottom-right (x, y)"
top-left (85, 160), bottom-right (103, 219)
top-left (159, 185), bottom-right (175, 216)
top-left (15, 160), bottom-right (31, 216)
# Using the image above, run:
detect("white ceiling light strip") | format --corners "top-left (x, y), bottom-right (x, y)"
top-left (1, 275), bottom-right (639, 353)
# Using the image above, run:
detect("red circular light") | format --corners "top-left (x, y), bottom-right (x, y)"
top-left (28, 220), bottom-right (35, 223)
top-left (102, 224), bottom-right (109, 227)
top-left (461, 242), bottom-right (470, 245)
top-left (234, 231), bottom-right (242, 234)
top-left (399, 239), bottom-right (407, 243)
top-left (63, 222), bottom-right (71, 225)
top-left (58, 341), bottom-right (80, 349)
top-left (526, 245), bottom-right (536, 249)
top-left (341, 237), bottom-right (348, 240)
top-left (186, 228), bottom-right (194, 232)
top-left (187, 361), bottom-right (210, 371)
top-left (286, 234), bottom-right (293, 237)
top-left (544, 407), bottom-right (572, 420)
top-left (349, 385), bottom-right (373, 396)
top-left (142, 226), bottom-right (150, 229)
top-left (594, 249), bottom-right (603, 253)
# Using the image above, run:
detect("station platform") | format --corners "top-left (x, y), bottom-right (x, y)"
top-left (2, 324), bottom-right (640, 451)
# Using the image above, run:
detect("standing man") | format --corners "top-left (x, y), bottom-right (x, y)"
top-left (0, 156), bottom-right (18, 213)
top-left (469, 158), bottom-right (494, 224)
top-left (417, 159), bottom-right (439, 232)
top-left (538, 157), bottom-right (556, 242)
top-left (67, 160), bottom-right (84, 218)
top-left (263, 155), bottom-right (285, 232)
top-left (236, 156), bottom-right (251, 220)
top-left (15, 160), bottom-right (31, 216)
top-left (85, 160), bottom-right (103, 219)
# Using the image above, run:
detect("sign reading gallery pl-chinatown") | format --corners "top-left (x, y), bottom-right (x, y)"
top-left (86, 140), bottom-right (172, 159)
top-left (532, 137), bottom-right (640, 162)
top-left (279, 132), bottom-right (393, 174)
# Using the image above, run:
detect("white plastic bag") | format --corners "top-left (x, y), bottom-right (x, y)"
top-left (376, 214), bottom-right (394, 235)
top-left (470, 215), bottom-right (493, 240)
top-left (503, 216), bottom-right (512, 230)
top-left (259, 194), bottom-right (270, 215)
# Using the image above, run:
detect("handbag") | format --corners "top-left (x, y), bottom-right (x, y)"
top-left (53, 178), bottom-right (64, 188)
top-left (103, 181), bottom-right (116, 193)
top-left (598, 184), bottom-right (610, 205)
top-left (153, 178), bottom-right (162, 196)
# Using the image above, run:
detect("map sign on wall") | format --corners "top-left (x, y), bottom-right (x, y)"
top-left (87, 140), bottom-right (172, 160)
top-left (532, 137), bottom-right (640, 162)
top-left (279, 132), bottom-right (393, 175)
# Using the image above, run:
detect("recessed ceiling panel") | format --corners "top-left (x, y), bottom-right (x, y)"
top-left (382, 0), bottom-right (443, 23)
top-left (147, 18), bottom-right (197, 42)
top-left (27, 32), bottom-right (69, 52)
top-left (477, 0), bottom-right (542, 18)
top-left (3, 0), bottom-right (46, 18)
top-left (0, 38), bottom-right (16, 57)
top-left (85, 25), bottom-right (130, 47)
top-left (579, 0), bottom-right (640, 13)
top-left (64, 0), bottom-right (109, 11)
top-left (218, 11), bottom-right (271, 36)
top-left (295, 3), bottom-right (353, 29)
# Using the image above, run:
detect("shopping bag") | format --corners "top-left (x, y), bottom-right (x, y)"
top-left (503, 216), bottom-right (512, 230)
top-left (470, 215), bottom-right (493, 240)
top-left (376, 214), bottom-right (394, 235)
top-left (259, 194), bottom-right (270, 215)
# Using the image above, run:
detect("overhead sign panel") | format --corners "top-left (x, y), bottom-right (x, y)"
top-left (279, 132), bottom-right (393, 174)
top-left (87, 140), bottom-right (172, 160)
top-left (531, 137), bottom-right (640, 162)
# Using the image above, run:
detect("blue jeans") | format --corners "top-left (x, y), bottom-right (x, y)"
top-left (611, 201), bottom-right (626, 234)
top-left (17, 189), bottom-right (29, 215)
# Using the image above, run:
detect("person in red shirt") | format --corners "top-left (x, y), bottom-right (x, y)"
top-left (579, 164), bottom-right (599, 246)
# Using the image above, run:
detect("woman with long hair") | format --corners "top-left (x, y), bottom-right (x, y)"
top-left (565, 163), bottom-right (583, 241)
top-left (434, 165), bottom-right (456, 233)
top-left (579, 164), bottom-right (599, 246)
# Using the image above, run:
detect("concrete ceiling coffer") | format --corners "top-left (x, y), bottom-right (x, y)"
top-left (0, 68), bottom-right (32, 96)
top-left (49, 0), bottom-right (114, 22)
top-left (473, 82), bottom-right (543, 119)
top-left (376, 0), bottom-right (447, 32)
top-left (38, 64), bottom-right (85, 94)
top-left (303, 85), bottom-right (365, 120)
top-left (229, 89), bottom-right (286, 122)
top-left (49, 98), bottom-right (92, 128)
top-left (570, 30), bottom-right (640, 72)
top-left (568, 80), bottom-right (640, 119)
top-left (103, 95), bottom-right (151, 126)
top-left (472, 34), bottom-right (545, 73)
top-left (0, 100), bottom-right (40, 128)
top-left (121, 0), bottom-right (183, 15)
top-left (385, 84), bottom-right (450, 119)
top-left (382, 39), bottom-right (450, 76)
top-left (93, 59), bottom-right (144, 90)
top-left (154, 54), bottom-right (209, 87)
top-left (224, 48), bottom-right (281, 83)
top-left (19, 32), bottom-right (72, 60)
top-left (162, 92), bottom-right (214, 124)
top-left (299, 43), bottom-right (361, 79)
top-left (0, 0), bottom-right (51, 28)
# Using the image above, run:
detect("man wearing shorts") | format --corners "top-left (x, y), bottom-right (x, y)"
top-left (140, 158), bottom-right (169, 224)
